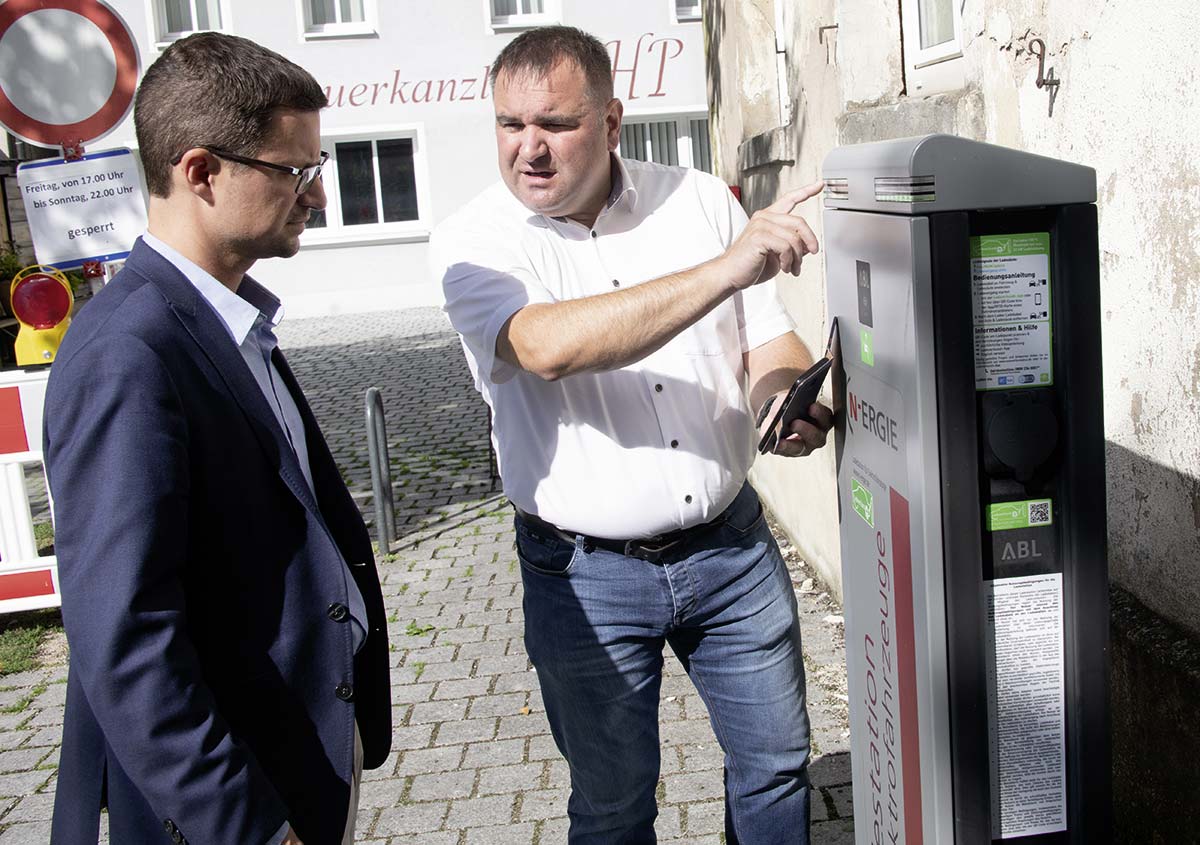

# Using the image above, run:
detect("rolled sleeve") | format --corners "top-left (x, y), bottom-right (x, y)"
top-left (696, 170), bottom-right (796, 353)
top-left (432, 224), bottom-right (553, 385)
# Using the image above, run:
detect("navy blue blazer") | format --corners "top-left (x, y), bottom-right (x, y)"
top-left (45, 240), bottom-right (391, 845)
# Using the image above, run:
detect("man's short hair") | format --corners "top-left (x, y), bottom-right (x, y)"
top-left (134, 32), bottom-right (327, 197)
top-left (489, 26), bottom-right (613, 104)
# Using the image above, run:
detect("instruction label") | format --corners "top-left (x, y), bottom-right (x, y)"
top-left (17, 148), bottom-right (147, 269)
top-left (971, 233), bottom-right (1053, 391)
top-left (985, 574), bottom-right (1068, 839)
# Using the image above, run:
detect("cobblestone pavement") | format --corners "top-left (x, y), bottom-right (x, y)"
top-left (0, 308), bottom-right (853, 843)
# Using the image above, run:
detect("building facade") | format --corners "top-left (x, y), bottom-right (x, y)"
top-left (7, 0), bottom-right (712, 316)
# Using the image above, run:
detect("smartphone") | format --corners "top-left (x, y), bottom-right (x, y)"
top-left (755, 319), bottom-right (839, 455)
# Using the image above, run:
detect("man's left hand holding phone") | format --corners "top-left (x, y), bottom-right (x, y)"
top-left (754, 319), bottom-right (838, 458)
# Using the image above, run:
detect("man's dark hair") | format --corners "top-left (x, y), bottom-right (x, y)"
top-left (489, 26), bottom-right (613, 103)
top-left (134, 32), bottom-right (327, 197)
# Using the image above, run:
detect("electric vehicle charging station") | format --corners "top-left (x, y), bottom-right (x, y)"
top-left (822, 135), bottom-right (1109, 844)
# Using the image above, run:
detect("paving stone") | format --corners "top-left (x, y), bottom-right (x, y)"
top-left (0, 309), bottom-right (855, 841)
top-left (465, 821), bottom-right (537, 844)
top-left (828, 783), bottom-right (855, 819)
top-left (373, 801), bottom-right (449, 835)
top-left (396, 745), bottom-right (465, 775)
top-left (462, 738), bottom-right (526, 769)
top-left (0, 771), bottom-right (51, 799)
top-left (432, 678), bottom-right (492, 700)
top-left (444, 793), bottom-right (515, 828)
top-left (357, 778), bottom-right (402, 809)
top-left (2, 792), bottom-right (55, 823)
top-left (409, 698), bottom-right (469, 725)
top-left (664, 771), bottom-right (725, 804)
top-left (682, 799), bottom-right (725, 835)
top-left (433, 716), bottom-right (497, 746)
top-left (0, 750), bottom-right (46, 775)
top-left (517, 787), bottom-right (567, 821)
top-left (0, 820), bottom-right (52, 844)
top-left (466, 691), bottom-right (527, 719)
top-left (496, 711), bottom-right (553, 740)
top-left (387, 724), bottom-right (435, 752)
top-left (477, 762), bottom-right (544, 796)
top-left (408, 769), bottom-right (476, 801)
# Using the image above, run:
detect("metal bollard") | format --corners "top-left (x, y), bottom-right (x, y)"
top-left (364, 387), bottom-right (396, 552)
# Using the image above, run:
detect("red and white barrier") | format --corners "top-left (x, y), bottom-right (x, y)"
top-left (0, 368), bottom-right (59, 614)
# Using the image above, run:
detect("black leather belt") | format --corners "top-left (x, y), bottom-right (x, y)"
top-left (513, 502), bottom-right (734, 564)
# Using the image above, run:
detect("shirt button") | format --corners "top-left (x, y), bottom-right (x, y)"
top-left (655, 384), bottom-right (663, 392)
top-left (685, 495), bottom-right (693, 504)
top-left (335, 683), bottom-right (355, 701)
top-left (671, 440), bottom-right (679, 448)
top-left (327, 603), bottom-right (349, 622)
top-left (612, 279), bottom-right (620, 287)
top-left (590, 230), bottom-right (598, 238)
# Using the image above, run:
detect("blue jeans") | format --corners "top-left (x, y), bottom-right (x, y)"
top-left (516, 483), bottom-right (811, 844)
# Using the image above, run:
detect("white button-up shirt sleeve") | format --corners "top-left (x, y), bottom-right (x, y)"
top-left (694, 170), bottom-right (796, 353)
top-left (431, 186), bottom-right (556, 386)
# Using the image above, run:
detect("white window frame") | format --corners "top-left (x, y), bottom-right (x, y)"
top-left (146, 0), bottom-right (232, 48)
top-left (485, 0), bottom-right (561, 33)
top-left (297, 0), bottom-right (378, 41)
top-left (672, 0), bottom-right (702, 24)
top-left (301, 125), bottom-right (432, 248)
top-left (900, 0), bottom-right (965, 96)
top-left (617, 109), bottom-right (712, 173)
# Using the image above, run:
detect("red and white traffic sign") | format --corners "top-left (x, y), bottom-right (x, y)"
top-left (0, 0), bottom-right (140, 148)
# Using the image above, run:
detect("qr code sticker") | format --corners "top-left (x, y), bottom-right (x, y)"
top-left (1027, 501), bottom-right (1051, 526)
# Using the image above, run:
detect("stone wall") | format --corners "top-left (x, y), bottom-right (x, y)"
top-left (704, 0), bottom-right (1200, 638)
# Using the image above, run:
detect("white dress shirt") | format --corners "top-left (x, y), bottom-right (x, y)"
top-left (432, 156), bottom-right (794, 538)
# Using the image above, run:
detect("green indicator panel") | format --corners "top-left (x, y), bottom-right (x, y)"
top-left (971, 232), bottom-right (1053, 391)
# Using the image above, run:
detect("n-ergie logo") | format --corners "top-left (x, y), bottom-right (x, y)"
top-left (847, 379), bottom-right (900, 452)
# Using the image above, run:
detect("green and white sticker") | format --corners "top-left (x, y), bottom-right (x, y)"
top-left (851, 477), bottom-right (875, 527)
top-left (860, 329), bottom-right (875, 367)
top-left (986, 499), bottom-right (1053, 531)
top-left (971, 233), bottom-right (1053, 391)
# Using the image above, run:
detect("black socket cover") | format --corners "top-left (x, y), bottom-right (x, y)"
top-left (982, 389), bottom-right (1059, 481)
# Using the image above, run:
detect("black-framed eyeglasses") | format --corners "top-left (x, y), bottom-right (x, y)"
top-left (172, 146), bottom-right (329, 194)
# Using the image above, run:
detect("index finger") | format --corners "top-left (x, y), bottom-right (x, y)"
top-left (765, 180), bottom-right (825, 215)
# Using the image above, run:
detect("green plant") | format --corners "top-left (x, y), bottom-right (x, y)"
top-left (404, 621), bottom-right (435, 637)
top-left (0, 625), bottom-right (45, 676)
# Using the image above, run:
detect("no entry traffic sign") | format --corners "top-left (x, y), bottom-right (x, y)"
top-left (0, 0), bottom-right (139, 148)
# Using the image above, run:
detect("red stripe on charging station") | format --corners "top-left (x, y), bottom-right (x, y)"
top-left (0, 387), bottom-right (29, 454)
top-left (0, 570), bottom-right (55, 601)
top-left (889, 488), bottom-right (924, 844)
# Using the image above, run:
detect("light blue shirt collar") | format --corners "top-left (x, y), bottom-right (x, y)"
top-left (141, 232), bottom-right (284, 343)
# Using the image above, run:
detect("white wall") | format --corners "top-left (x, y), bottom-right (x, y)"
top-left (80, 0), bottom-right (710, 316)
top-left (705, 0), bottom-right (1200, 636)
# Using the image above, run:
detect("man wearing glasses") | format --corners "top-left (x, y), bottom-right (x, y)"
top-left (45, 33), bottom-right (390, 845)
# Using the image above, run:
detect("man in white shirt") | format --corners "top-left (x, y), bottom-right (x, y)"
top-left (46, 32), bottom-right (390, 845)
top-left (432, 25), bottom-right (831, 845)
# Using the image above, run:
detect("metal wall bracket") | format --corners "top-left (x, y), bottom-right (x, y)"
top-left (1029, 37), bottom-right (1061, 117)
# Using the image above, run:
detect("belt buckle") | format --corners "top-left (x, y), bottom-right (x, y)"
top-left (624, 535), bottom-right (680, 563)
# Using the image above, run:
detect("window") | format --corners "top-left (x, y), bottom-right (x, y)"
top-left (154, 0), bottom-right (224, 42)
top-left (673, 0), bottom-right (701, 23)
top-left (304, 132), bottom-right (429, 243)
top-left (900, 0), bottom-right (965, 95)
top-left (301, 0), bottom-right (376, 38)
top-left (618, 116), bottom-right (712, 173)
top-left (489, 0), bottom-right (558, 30)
